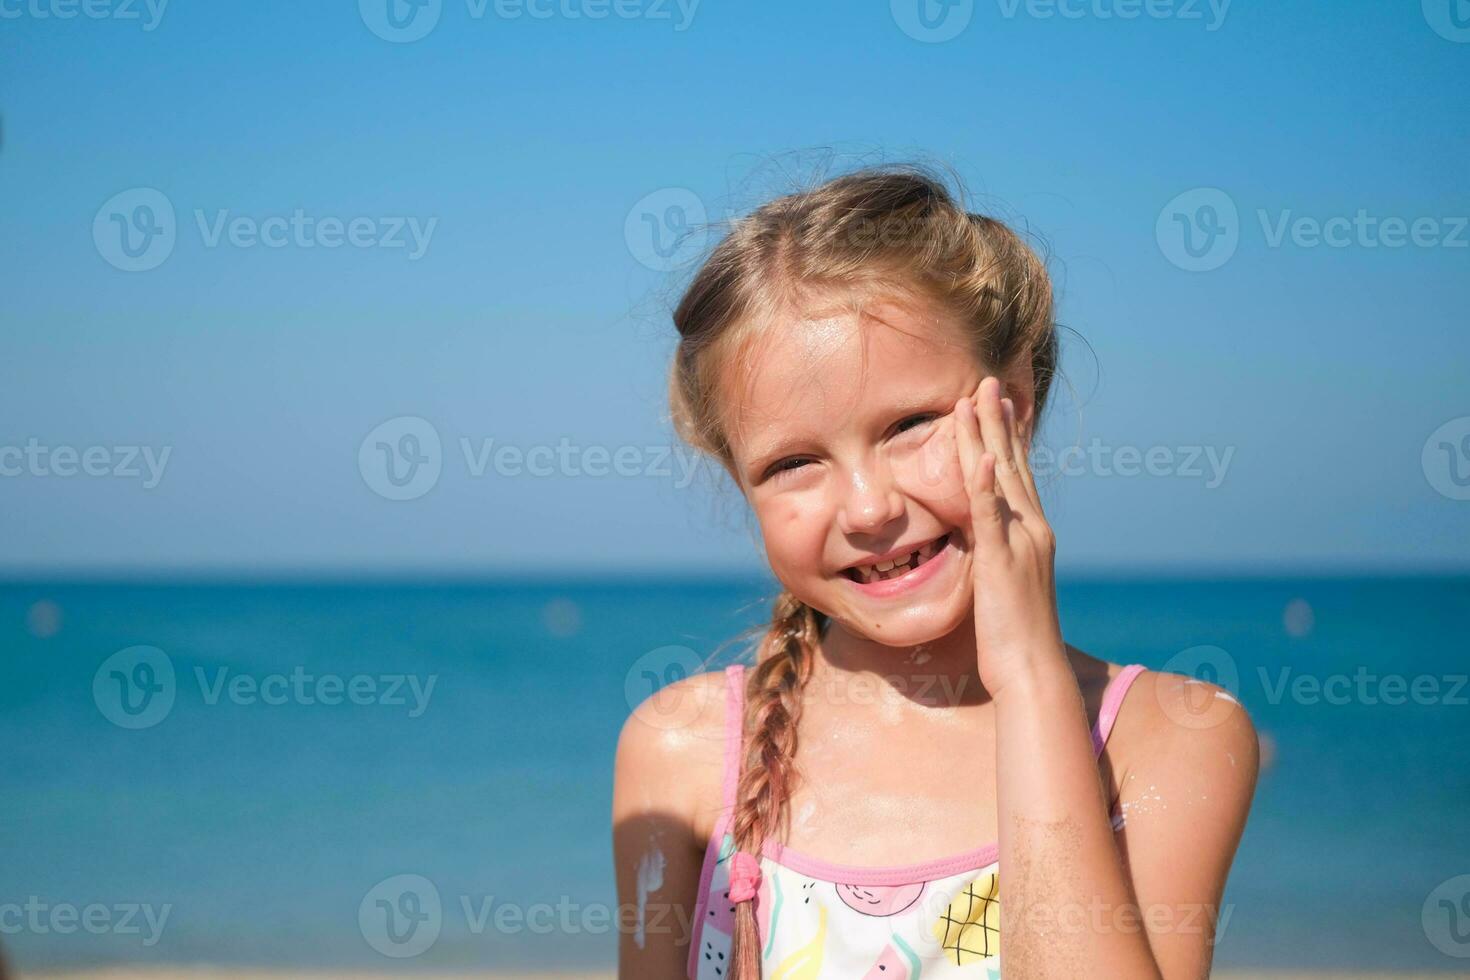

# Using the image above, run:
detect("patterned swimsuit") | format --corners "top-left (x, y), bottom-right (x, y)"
top-left (687, 662), bottom-right (1147, 979)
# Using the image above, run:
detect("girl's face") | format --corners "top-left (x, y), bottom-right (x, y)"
top-left (725, 295), bottom-right (993, 648)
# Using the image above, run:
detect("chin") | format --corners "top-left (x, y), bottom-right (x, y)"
top-left (800, 574), bottom-right (973, 650)
top-left (840, 597), bottom-right (972, 648)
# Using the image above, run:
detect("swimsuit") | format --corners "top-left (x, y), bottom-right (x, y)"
top-left (687, 662), bottom-right (1147, 979)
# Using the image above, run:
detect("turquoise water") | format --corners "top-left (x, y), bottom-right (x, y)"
top-left (0, 575), bottom-right (1465, 973)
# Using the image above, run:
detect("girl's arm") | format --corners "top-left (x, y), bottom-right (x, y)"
top-left (994, 657), bottom-right (1258, 978)
top-left (955, 377), bottom-right (1259, 979)
top-left (612, 671), bottom-right (725, 980)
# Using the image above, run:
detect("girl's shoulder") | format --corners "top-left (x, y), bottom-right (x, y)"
top-left (616, 668), bottom-right (735, 844)
top-left (1074, 649), bottom-right (1258, 788)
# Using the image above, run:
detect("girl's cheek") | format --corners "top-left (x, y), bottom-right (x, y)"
top-left (755, 497), bottom-right (829, 571)
top-left (898, 428), bottom-right (966, 512)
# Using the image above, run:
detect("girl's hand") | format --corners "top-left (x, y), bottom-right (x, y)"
top-left (953, 375), bottom-right (1067, 696)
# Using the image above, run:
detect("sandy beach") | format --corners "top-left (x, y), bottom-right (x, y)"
top-left (17, 970), bottom-right (1457, 979)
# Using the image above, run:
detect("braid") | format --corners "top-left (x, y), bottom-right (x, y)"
top-left (727, 588), bottom-right (824, 980)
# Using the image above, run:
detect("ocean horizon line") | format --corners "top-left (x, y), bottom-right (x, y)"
top-left (0, 562), bottom-right (1465, 589)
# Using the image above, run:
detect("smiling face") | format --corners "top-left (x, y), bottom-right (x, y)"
top-left (723, 292), bottom-right (990, 648)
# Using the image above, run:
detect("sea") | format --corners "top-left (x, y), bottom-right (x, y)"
top-left (0, 574), bottom-right (1465, 974)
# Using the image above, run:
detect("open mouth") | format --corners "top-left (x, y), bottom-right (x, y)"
top-left (841, 532), bottom-right (953, 585)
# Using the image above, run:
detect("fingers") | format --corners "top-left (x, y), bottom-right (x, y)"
top-left (955, 395), bottom-right (1008, 550)
top-left (975, 377), bottom-right (1035, 521)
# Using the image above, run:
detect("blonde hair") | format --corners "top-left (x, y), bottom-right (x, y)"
top-left (668, 162), bottom-right (1058, 979)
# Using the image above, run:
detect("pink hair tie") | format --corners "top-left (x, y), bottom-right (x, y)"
top-left (727, 849), bottom-right (762, 903)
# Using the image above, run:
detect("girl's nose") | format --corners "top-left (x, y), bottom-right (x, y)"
top-left (836, 465), bottom-right (905, 535)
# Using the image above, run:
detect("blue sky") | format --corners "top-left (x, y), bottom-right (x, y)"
top-left (2, 0), bottom-right (1467, 576)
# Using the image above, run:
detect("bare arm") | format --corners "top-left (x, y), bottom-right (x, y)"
top-left (1107, 672), bottom-right (1260, 977)
top-left (995, 660), bottom-right (1258, 978)
top-left (954, 376), bottom-right (1259, 978)
top-left (612, 672), bottom-right (725, 980)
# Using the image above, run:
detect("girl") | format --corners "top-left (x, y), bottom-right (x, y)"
top-left (612, 164), bottom-right (1258, 979)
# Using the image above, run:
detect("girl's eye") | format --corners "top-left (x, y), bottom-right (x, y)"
top-left (758, 416), bottom-right (935, 482)
top-left (894, 413), bottom-right (938, 435)
top-left (766, 457), bottom-right (811, 481)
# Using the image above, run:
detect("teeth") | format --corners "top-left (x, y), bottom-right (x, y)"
top-left (851, 535), bottom-right (949, 585)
